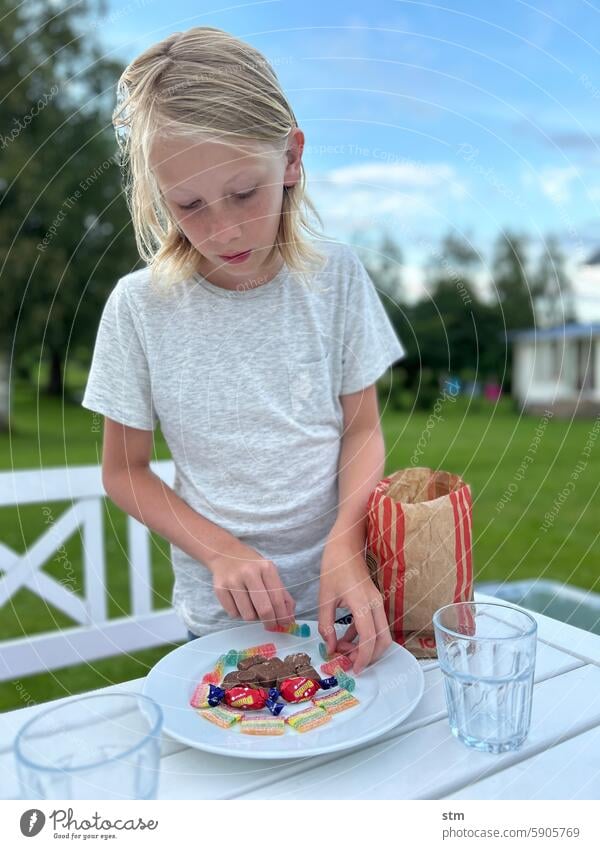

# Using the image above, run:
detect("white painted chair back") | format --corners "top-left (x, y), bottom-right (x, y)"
top-left (0, 461), bottom-right (186, 682)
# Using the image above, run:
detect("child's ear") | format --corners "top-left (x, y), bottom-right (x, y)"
top-left (284, 127), bottom-right (304, 185)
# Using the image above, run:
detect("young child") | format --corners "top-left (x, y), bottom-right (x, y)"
top-left (82, 27), bottom-right (405, 674)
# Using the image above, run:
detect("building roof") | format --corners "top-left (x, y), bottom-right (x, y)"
top-left (508, 323), bottom-right (600, 342)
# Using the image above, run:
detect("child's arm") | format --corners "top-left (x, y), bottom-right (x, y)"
top-left (102, 417), bottom-right (296, 628)
top-left (318, 384), bottom-right (392, 674)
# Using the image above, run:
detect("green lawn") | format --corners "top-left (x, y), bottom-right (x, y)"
top-left (1, 381), bottom-right (598, 711)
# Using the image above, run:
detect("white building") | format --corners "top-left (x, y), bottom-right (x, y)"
top-left (510, 323), bottom-right (600, 417)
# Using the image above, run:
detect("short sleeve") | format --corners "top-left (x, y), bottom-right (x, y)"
top-left (340, 250), bottom-right (406, 395)
top-left (81, 281), bottom-right (158, 430)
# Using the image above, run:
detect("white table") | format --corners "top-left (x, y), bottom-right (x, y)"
top-left (2, 592), bottom-right (600, 800)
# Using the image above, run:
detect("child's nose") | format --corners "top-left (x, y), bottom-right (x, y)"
top-left (206, 212), bottom-right (243, 244)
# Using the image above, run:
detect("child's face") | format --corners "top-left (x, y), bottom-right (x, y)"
top-left (150, 130), bottom-right (303, 276)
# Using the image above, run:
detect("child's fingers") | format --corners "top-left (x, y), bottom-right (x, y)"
top-left (284, 591), bottom-right (296, 618)
top-left (261, 569), bottom-right (295, 626)
top-left (340, 622), bottom-right (358, 644)
top-left (335, 639), bottom-right (358, 656)
top-left (318, 600), bottom-right (338, 656)
top-left (217, 587), bottom-right (241, 619)
top-left (352, 612), bottom-right (378, 675)
top-left (231, 585), bottom-right (257, 621)
top-left (245, 571), bottom-right (279, 627)
top-left (370, 602), bottom-right (393, 665)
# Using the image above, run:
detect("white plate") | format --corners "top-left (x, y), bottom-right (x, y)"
top-left (142, 619), bottom-right (424, 759)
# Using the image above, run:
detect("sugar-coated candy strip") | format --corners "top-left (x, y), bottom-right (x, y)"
top-left (320, 654), bottom-right (353, 676)
top-left (235, 642), bottom-right (277, 661)
top-left (190, 682), bottom-right (211, 708)
top-left (240, 715), bottom-right (285, 736)
top-left (270, 622), bottom-right (311, 637)
top-left (285, 704), bottom-right (330, 733)
top-left (190, 682), bottom-right (224, 708)
top-left (202, 653), bottom-right (227, 684)
top-left (313, 689), bottom-right (360, 715)
top-left (197, 705), bottom-right (242, 728)
top-left (224, 649), bottom-right (239, 666)
top-left (335, 671), bottom-right (356, 693)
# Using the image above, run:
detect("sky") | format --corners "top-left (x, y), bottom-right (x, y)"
top-left (89, 0), bottom-right (600, 316)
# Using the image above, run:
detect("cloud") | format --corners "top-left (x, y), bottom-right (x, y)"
top-left (326, 160), bottom-right (461, 191)
top-left (521, 164), bottom-right (580, 203)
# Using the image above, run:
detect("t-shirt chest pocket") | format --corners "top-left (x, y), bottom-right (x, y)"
top-left (287, 351), bottom-right (332, 421)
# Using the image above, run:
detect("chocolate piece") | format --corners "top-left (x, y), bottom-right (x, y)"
top-left (238, 654), bottom-right (270, 671)
top-left (283, 653), bottom-right (311, 671)
top-left (221, 671), bottom-right (242, 690)
top-left (237, 668), bottom-right (262, 688)
top-left (253, 664), bottom-right (277, 689)
top-left (295, 665), bottom-right (320, 682)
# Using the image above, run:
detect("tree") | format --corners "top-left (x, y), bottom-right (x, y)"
top-left (423, 230), bottom-right (480, 290)
top-left (531, 235), bottom-right (576, 327)
top-left (0, 0), bottom-right (138, 431)
top-left (490, 231), bottom-right (534, 331)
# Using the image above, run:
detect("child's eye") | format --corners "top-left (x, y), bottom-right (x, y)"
top-left (179, 189), bottom-right (256, 211)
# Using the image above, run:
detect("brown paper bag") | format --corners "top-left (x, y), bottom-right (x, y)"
top-left (365, 467), bottom-right (474, 658)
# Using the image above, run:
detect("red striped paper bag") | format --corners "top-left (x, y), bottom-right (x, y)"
top-left (366, 467), bottom-right (474, 658)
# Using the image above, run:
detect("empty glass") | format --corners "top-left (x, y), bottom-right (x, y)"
top-left (14, 693), bottom-right (163, 799)
top-left (433, 601), bottom-right (537, 754)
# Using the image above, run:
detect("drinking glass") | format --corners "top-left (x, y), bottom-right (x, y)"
top-left (433, 601), bottom-right (537, 754)
top-left (14, 692), bottom-right (163, 799)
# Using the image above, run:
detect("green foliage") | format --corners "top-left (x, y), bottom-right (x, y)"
top-left (364, 228), bottom-right (572, 398)
top-left (0, 0), bottom-right (139, 410)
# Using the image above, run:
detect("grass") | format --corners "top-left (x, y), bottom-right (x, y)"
top-left (1, 380), bottom-right (598, 711)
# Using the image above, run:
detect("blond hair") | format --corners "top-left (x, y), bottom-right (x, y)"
top-left (112, 26), bottom-right (328, 287)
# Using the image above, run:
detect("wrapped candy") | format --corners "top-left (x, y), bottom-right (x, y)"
top-left (208, 685), bottom-right (284, 716)
top-left (272, 675), bottom-right (338, 704)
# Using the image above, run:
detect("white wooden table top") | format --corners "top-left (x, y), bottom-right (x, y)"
top-left (2, 592), bottom-right (600, 800)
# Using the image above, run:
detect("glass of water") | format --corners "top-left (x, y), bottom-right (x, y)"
top-left (14, 693), bottom-right (163, 799)
top-left (433, 601), bottom-right (537, 754)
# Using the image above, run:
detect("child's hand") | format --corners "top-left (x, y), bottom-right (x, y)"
top-left (318, 539), bottom-right (392, 675)
top-left (207, 544), bottom-right (296, 629)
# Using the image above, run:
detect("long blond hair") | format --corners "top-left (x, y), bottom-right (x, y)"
top-left (112, 26), bottom-right (327, 286)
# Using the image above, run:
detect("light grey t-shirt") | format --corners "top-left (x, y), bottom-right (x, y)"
top-left (81, 239), bottom-right (405, 635)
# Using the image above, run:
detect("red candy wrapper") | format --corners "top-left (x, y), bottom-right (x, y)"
top-left (224, 686), bottom-right (269, 710)
top-left (278, 677), bottom-right (319, 703)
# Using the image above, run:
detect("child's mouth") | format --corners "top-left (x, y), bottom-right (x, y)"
top-left (219, 250), bottom-right (252, 264)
